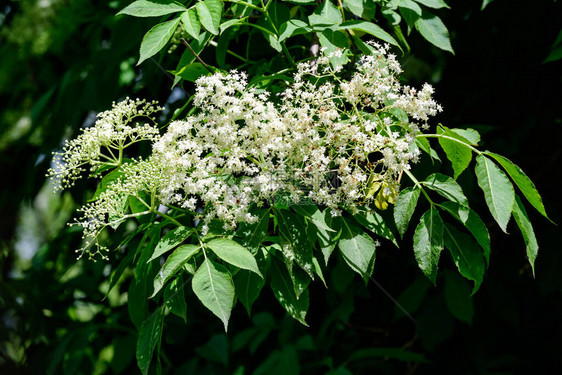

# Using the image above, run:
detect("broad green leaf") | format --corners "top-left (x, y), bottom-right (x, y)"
top-left (400, 0), bottom-right (423, 16)
top-left (149, 226), bottom-right (193, 262)
top-left (206, 238), bottom-right (262, 277)
top-left (118, 0), bottom-right (186, 17)
top-left (275, 209), bottom-right (314, 277)
top-left (316, 209), bottom-right (341, 265)
top-left (136, 310), bottom-right (164, 375)
top-left (512, 195), bottom-right (539, 276)
top-left (415, 137), bottom-right (441, 161)
top-left (175, 62), bottom-right (214, 82)
top-left (394, 187), bottom-right (421, 238)
top-left (234, 269), bottom-right (265, 316)
top-left (163, 275), bottom-right (188, 322)
top-left (443, 224), bottom-right (485, 293)
top-left (270, 259), bottom-right (309, 326)
top-left (138, 17), bottom-right (182, 65)
top-left (308, 0), bottom-right (342, 28)
top-left (180, 8), bottom-right (201, 38)
top-left (413, 207), bottom-right (444, 284)
top-left (235, 208), bottom-right (270, 252)
top-left (339, 20), bottom-right (401, 48)
top-left (192, 258), bottom-right (235, 331)
top-left (90, 168), bottom-right (124, 201)
top-left (279, 20), bottom-right (312, 42)
top-left (486, 152), bottom-right (550, 221)
top-left (414, 0), bottom-right (450, 9)
top-left (423, 173), bottom-right (468, 206)
top-left (151, 244), bottom-right (200, 297)
top-left (312, 257), bottom-right (327, 287)
top-left (196, 0), bottom-right (222, 35)
top-left (128, 279), bottom-right (149, 329)
top-left (414, 11), bottom-right (454, 53)
top-left (338, 220), bottom-right (377, 281)
top-left (443, 270), bottom-right (474, 324)
top-left (449, 128), bottom-right (480, 145)
top-left (286, 262), bottom-right (311, 299)
top-left (399, 0), bottom-right (421, 32)
top-left (439, 202), bottom-right (490, 265)
top-left (475, 154), bottom-right (515, 233)
top-left (318, 29), bottom-right (350, 67)
top-left (437, 129), bottom-right (473, 179)
top-left (352, 209), bottom-right (398, 246)
top-left (343, 0), bottom-right (376, 21)
top-left (293, 205), bottom-right (335, 233)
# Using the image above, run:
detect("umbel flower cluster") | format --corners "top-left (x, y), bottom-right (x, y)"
top-left (49, 43), bottom-right (442, 258)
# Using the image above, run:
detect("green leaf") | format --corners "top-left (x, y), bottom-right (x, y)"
top-left (475, 154), bottom-right (515, 233)
top-left (449, 128), bottom-right (480, 145)
top-left (512, 195), bottom-right (539, 276)
top-left (163, 275), bottom-right (188, 322)
top-left (192, 258), bottom-right (235, 331)
top-left (90, 168), bottom-right (124, 201)
top-left (308, 0), bottom-right (342, 28)
top-left (315, 209), bottom-right (341, 265)
top-left (443, 224), bottom-right (485, 293)
top-left (136, 310), bottom-right (164, 375)
top-left (279, 20), bottom-right (311, 42)
top-left (270, 259), bottom-right (309, 326)
top-left (234, 269), bottom-right (265, 316)
top-left (443, 270), bottom-right (474, 324)
top-left (318, 29), bottom-right (350, 66)
top-left (437, 129), bottom-right (473, 179)
top-left (414, 11), bottom-right (454, 53)
top-left (394, 187), bottom-right (421, 238)
top-left (138, 17), bottom-right (182, 65)
top-left (439, 202), bottom-right (490, 265)
top-left (339, 20), bottom-right (401, 48)
top-left (415, 137), bottom-right (441, 161)
top-left (338, 219), bottom-right (377, 281)
top-left (414, 0), bottom-right (450, 9)
top-left (235, 208), bottom-right (270, 253)
top-left (343, 0), bottom-right (376, 21)
top-left (206, 238), bottom-right (262, 277)
top-left (422, 173), bottom-right (468, 206)
top-left (293, 205), bottom-right (335, 233)
top-left (352, 209), bottom-right (398, 246)
top-left (175, 62), bottom-right (215, 82)
top-left (151, 244), bottom-right (200, 298)
top-left (180, 8), bottom-right (201, 38)
top-left (118, 0), bottom-right (186, 17)
top-left (275, 209), bottom-right (314, 278)
top-left (196, 0), bottom-right (222, 35)
top-left (149, 226), bottom-right (193, 262)
top-left (413, 207), bottom-right (444, 284)
top-left (485, 152), bottom-right (550, 221)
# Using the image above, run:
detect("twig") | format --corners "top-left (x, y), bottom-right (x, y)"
top-left (181, 38), bottom-right (214, 73)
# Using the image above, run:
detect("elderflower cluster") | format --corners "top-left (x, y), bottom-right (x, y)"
top-left (52, 43), bottom-right (442, 254)
top-left (73, 158), bottom-right (165, 259)
top-left (151, 43), bottom-right (442, 232)
top-left (47, 98), bottom-right (162, 191)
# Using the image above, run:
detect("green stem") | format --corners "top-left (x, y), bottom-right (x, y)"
top-left (155, 210), bottom-right (183, 227)
top-left (403, 169), bottom-right (434, 206)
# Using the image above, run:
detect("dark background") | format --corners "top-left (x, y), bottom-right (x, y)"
top-left (1, 0), bottom-right (561, 373)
